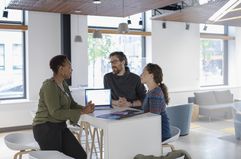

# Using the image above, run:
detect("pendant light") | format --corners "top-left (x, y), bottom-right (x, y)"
top-left (118, 0), bottom-right (129, 33)
top-left (93, 2), bottom-right (103, 38)
top-left (93, 30), bottom-right (103, 38)
top-left (74, 15), bottom-right (82, 42)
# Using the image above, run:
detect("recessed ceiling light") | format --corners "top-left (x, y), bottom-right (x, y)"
top-left (93, 0), bottom-right (101, 4)
top-left (74, 10), bottom-right (82, 13)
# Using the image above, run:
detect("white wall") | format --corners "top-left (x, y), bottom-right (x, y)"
top-left (70, 15), bottom-right (88, 106)
top-left (1, 14), bottom-right (241, 128)
top-left (0, 12), bottom-right (88, 128)
top-left (152, 21), bottom-right (241, 105)
top-left (27, 12), bottom-right (61, 100)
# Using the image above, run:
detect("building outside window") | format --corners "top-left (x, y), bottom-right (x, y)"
top-left (0, 10), bottom-right (25, 99)
top-left (88, 13), bottom-right (146, 88)
top-left (200, 24), bottom-right (227, 86)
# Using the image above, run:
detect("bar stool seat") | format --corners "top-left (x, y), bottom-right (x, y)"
top-left (4, 132), bottom-right (40, 159)
top-left (29, 150), bottom-right (74, 159)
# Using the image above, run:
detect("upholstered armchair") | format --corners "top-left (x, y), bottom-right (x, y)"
top-left (233, 102), bottom-right (241, 140)
top-left (166, 104), bottom-right (193, 136)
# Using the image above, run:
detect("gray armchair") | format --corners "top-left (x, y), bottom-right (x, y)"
top-left (166, 104), bottom-right (193, 136)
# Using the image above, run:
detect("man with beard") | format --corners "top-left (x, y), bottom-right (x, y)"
top-left (104, 51), bottom-right (146, 108)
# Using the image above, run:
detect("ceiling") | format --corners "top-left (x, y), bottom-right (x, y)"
top-left (7, 0), bottom-right (181, 17)
top-left (6, 0), bottom-right (241, 27)
top-left (152, 0), bottom-right (241, 27)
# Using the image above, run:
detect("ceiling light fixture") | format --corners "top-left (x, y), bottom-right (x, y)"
top-left (162, 22), bottom-right (166, 29)
top-left (74, 15), bottom-right (82, 42)
top-left (93, 0), bottom-right (101, 4)
top-left (92, 2), bottom-right (103, 39)
top-left (2, 0), bottom-right (8, 18)
top-left (127, 16), bottom-right (132, 25)
top-left (203, 24), bottom-right (207, 31)
top-left (118, 0), bottom-right (129, 33)
top-left (93, 30), bottom-right (103, 38)
top-left (217, 15), bottom-right (241, 22)
top-left (2, 10), bottom-right (8, 18)
top-left (74, 10), bottom-right (82, 14)
top-left (185, 23), bottom-right (190, 30)
top-left (208, 0), bottom-right (241, 22)
top-left (139, 17), bottom-right (143, 25)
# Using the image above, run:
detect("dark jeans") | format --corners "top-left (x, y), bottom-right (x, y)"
top-left (33, 122), bottom-right (86, 159)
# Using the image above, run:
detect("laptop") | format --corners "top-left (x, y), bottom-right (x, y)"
top-left (96, 109), bottom-right (144, 120)
top-left (85, 88), bottom-right (112, 110)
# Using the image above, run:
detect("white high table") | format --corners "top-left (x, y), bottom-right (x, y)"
top-left (80, 108), bottom-right (162, 159)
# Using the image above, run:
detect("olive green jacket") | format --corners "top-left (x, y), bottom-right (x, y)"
top-left (33, 78), bottom-right (83, 126)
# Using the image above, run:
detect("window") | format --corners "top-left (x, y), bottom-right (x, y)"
top-left (0, 44), bottom-right (5, 70)
top-left (88, 34), bottom-right (144, 87)
top-left (88, 14), bottom-right (146, 88)
top-left (12, 44), bottom-right (23, 70)
top-left (200, 24), bottom-right (227, 86)
top-left (0, 10), bottom-right (25, 99)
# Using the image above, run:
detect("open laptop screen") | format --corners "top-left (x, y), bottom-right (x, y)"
top-left (85, 89), bottom-right (112, 109)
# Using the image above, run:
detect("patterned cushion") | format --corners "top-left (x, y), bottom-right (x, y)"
top-left (194, 91), bottom-right (217, 105)
top-left (214, 90), bottom-right (233, 104)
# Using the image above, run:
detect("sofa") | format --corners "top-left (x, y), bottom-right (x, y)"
top-left (188, 90), bottom-right (234, 121)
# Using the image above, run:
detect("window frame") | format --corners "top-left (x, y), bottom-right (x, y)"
top-left (199, 25), bottom-right (229, 87)
top-left (87, 13), bottom-right (147, 87)
top-left (0, 44), bottom-right (5, 70)
top-left (0, 10), bottom-right (26, 100)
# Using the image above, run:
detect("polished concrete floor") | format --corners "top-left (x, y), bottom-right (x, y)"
top-left (1, 118), bottom-right (241, 159)
top-left (173, 117), bottom-right (241, 159)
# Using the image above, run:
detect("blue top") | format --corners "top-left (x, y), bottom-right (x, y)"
top-left (142, 87), bottom-right (171, 141)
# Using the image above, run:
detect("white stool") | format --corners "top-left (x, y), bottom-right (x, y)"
top-left (29, 150), bottom-right (74, 159)
top-left (4, 132), bottom-right (40, 159)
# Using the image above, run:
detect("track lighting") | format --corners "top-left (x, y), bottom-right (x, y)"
top-left (162, 22), bottom-right (166, 29)
top-left (2, 10), bottom-right (8, 18)
top-left (127, 17), bottom-right (132, 25)
top-left (139, 18), bottom-right (143, 25)
top-left (203, 24), bottom-right (207, 31)
top-left (185, 23), bottom-right (190, 30)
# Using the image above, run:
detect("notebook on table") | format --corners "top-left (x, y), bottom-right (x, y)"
top-left (85, 88), bottom-right (112, 110)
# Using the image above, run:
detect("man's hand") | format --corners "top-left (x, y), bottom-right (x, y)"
top-left (118, 97), bottom-right (131, 107)
top-left (81, 101), bottom-right (95, 114)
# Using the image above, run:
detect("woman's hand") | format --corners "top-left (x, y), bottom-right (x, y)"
top-left (81, 101), bottom-right (95, 114)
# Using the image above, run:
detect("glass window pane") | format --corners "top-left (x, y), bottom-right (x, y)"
top-left (88, 13), bottom-right (143, 29)
top-left (200, 39), bottom-right (224, 86)
top-left (88, 34), bottom-right (145, 87)
top-left (0, 31), bottom-right (24, 99)
top-left (0, 44), bottom-right (5, 70)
